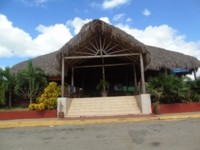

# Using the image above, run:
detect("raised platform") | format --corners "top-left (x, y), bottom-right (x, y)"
top-left (57, 94), bottom-right (152, 118)
top-left (66, 96), bottom-right (141, 117)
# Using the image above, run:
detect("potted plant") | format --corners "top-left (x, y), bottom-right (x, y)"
top-left (146, 76), bottom-right (164, 115)
top-left (154, 100), bottom-right (161, 115)
top-left (96, 78), bottom-right (110, 97)
top-left (58, 101), bottom-right (64, 118)
top-left (72, 93), bottom-right (77, 98)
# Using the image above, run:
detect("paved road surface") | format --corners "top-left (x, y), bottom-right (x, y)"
top-left (1, 118), bottom-right (200, 150)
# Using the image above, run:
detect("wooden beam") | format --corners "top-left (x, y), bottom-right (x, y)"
top-left (64, 53), bottom-right (140, 60)
top-left (140, 53), bottom-right (146, 94)
top-left (74, 63), bottom-right (133, 68)
top-left (107, 49), bottom-right (130, 55)
top-left (61, 57), bottom-right (65, 97)
top-left (74, 51), bottom-right (95, 56)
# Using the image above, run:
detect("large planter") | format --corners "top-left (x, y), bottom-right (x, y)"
top-left (154, 105), bottom-right (161, 115)
top-left (0, 110), bottom-right (57, 120)
top-left (151, 102), bottom-right (200, 114)
top-left (101, 91), bottom-right (107, 97)
top-left (58, 112), bottom-right (64, 118)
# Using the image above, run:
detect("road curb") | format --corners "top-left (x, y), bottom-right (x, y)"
top-left (158, 114), bottom-right (200, 120)
top-left (1, 114), bottom-right (200, 129)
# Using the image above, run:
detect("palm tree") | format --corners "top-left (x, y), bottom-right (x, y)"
top-left (147, 73), bottom-right (190, 104)
top-left (0, 67), bottom-right (15, 107)
top-left (15, 60), bottom-right (48, 104)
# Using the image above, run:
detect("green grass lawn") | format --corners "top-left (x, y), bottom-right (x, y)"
top-left (0, 105), bottom-right (29, 112)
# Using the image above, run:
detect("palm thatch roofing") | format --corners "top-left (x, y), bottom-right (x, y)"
top-left (11, 20), bottom-right (200, 77)
top-left (146, 45), bottom-right (200, 71)
top-left (11, 51), bottom-right (60, 77)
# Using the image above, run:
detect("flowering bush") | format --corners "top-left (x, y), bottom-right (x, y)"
top-left (28, 103), bottom-right (36, 110)
top-left (28, 82), bottom-right (61, 110)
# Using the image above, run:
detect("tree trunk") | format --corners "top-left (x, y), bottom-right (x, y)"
top-left (30, 97), bottom-right (33, 104)
top-left (9, 91), bottom-right (11, 108)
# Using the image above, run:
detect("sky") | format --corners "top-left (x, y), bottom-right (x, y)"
top-left (0, 0), bottom-right (200, 78)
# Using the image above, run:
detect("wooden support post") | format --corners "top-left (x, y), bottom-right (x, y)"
top-left (102, 65), bottom-right (106, 91)
top-left (101, 47), bottom-right (106, 92)
top-left (71, 67), bottom-right (74, 86)
top-left (140, 53), bottom-right (146, 94)
top-left (133, 64), bottom-right (137, 87)
top-left (61, 57), bottom-right (65, 97)
top-left (133, 64), bottom-right (137, 94)
top-left (194, 67), bottom-right (197, 80)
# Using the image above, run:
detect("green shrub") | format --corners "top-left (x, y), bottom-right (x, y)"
top-left (147, 73), bottom-right (190, 104)
top-left (28, 82), bottom-right (61, 110)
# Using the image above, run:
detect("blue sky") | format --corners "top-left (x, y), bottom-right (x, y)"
top-left (0, 0), bottom-right (200, 77)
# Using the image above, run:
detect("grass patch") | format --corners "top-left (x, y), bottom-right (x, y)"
top-left (0, 104), bottom-right (29, 112)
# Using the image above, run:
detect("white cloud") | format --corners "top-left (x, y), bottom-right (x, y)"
top-left (100, 17), bottom-right (110, 24)
top-left (142, 9), bottom-right (151, 16)
top-left (33, 24), bottom-right (73, 55)
top-left (115, 23), bottom-right (200, 59)
top-left (0, 14), bottom-right (73, 57)
top-left (66, 17), bottom-right (110, 34)
top-left (90, 1), bottom-right (101, 8)
top-left (113, 13), bottom-right (125, 21)
top-left (115, 23), bottom-right (200, 79)
top-left (0, 15), bottom-right (109, 58)
top-left (16, 0), bottom-right (49, 7)
top-left (126, 18), bottom-right (132, 22)
top-left (102, 0), bottom-right (131, 9)
top-left (0, 45), bottom-right (13, 57)
top-left (66, 17), bottom-right (92, 34)
top-left (1, 14), bottom-right (200, 80)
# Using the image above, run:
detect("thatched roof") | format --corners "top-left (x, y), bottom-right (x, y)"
top-left (146, 45), bottom-right (200, 71)
top-left (11, 19), bottom-right (200, 76)
top-left (11, 51), bottom-right (60, 77)
top-left (56, 19), bottom-right (150, 68)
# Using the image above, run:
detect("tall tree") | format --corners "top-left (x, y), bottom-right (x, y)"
top-left (0, 67), bottom-right (15, 107)
top-left (15, 60), bottom-right (48, 104)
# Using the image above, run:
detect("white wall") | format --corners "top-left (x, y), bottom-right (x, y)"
top-left (57, 97), bottom-right (73, 117)
top-left (136, 94), bottom-right (152, 114)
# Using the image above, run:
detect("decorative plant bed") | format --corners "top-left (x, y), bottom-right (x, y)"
top-left (151, 102), bottom-right (200, 114)
top-left (12, 99), bottom-right (36, 105)
top-left (0, 110), bottom-right (57, 120)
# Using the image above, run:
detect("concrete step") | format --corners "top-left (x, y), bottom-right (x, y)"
top-left (67, 112), bottom-right (142, 117)
top-left (66, 96), bottom-right (141, 117)
top-left (68, 108), bottom-right (140, 113)
top-left (69, 102), bottom-right (137, 107)
top-left (67, 111), bottom-right (141, 115)
top-left (72, 96), bottom-right (136, 102)
top-left (71, 99), bottom-right (137, 104)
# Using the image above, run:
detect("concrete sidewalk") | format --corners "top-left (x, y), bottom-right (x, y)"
top-left (1, 112), bottom-right (200, 129)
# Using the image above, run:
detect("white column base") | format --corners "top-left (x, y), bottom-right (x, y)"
top-left (57, 97), bottom-right (73, 118)
top-left (136, 94), bottom-right (152, 114)
top-left (57, 98), bottom-right (67, 117)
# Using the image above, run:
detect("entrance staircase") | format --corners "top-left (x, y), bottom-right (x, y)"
top-left (66, 96), bottom-right (141, 117)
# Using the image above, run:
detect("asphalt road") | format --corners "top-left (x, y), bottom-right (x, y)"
top-left (1, 118), bottom-right (200, 150)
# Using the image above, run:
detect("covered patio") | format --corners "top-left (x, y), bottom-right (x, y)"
top-left (11, 20), bottom-right (200, 95)
top-left (56, 20), bottom-right (151, 97)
